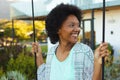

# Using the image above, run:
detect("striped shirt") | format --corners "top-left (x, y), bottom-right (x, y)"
top-left (37, 43), bottom-right (94, 80)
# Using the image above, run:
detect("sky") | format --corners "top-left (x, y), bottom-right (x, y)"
top-left (46, 0), bottom-right (71, 11)
top-left (8, 0), bottom-right (116, 12)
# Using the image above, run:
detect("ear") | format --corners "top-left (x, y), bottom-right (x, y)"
top-left (57, 29), bottom-right (61, 34)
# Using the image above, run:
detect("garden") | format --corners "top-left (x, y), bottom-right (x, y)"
top-left (0, 19), bottom-right (47, 80)
top-left (0, 19), bottom-right (120, 80)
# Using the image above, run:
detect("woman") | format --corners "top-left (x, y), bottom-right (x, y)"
top-left (32, 3), bottom-right (109, 80)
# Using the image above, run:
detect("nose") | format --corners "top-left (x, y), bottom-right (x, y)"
top-left (74, 26), bottom-right (80, 32)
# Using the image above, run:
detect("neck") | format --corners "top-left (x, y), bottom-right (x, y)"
top-left (58, 42), bottom-right (74, 54)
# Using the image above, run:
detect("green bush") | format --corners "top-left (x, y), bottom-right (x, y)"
top-left (0, 42), bottom-right (47, 80)
top-left (0, 68), bottom-right (4, 78)
top-left (105, 59), bottom-right (120, 80)
top-left (7, 53), bottom-right (35, 80)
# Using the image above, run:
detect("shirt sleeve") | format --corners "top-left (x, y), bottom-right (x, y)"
top-left (37, 63), bottom-right (46, 80)
top-left (83, 47), bottom-right (94, 80)
top-left (37, 45), bottom-right (56, 80)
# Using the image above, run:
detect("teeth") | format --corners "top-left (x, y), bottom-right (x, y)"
top-left (72, 34), bottom-right (78, 37)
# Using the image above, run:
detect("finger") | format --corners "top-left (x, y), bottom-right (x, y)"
top-left (32, 42), bottom-right (34, 45)
top-left (36, 41), bottom-right (39, 45)
top-left (100, 46), bottom-right (108, 51)
top-left (32, 47), bottom-right (37, 53)
top-left (100, 49), bottom-right (109, 55)
top-left (101, 42), bottom-right (108, 46)
top-left (100, 43), bottom-right (108, 49)
top-left (32, 44), bottom-right (39, 53)
top-left (100, 51), bottom-right (109, 57)
top-left (96, 44), bottom-right (102, 50)
top-left (100, 53), bottom-right (106, 57)
top-left (31, 48), bottom-right (35, 55)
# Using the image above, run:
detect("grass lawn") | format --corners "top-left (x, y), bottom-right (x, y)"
top-left (26, 44), bottom-right (48, 54)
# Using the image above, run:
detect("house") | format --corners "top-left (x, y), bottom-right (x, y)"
top-left (76, 0), bottom-right (120, 59)
top-left (10, 0), bottom-right (120, 59)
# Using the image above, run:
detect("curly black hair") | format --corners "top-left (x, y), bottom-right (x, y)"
top-left (45, 3), bottom-right (82, 44)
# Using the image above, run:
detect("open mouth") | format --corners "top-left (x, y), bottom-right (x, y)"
top-left (71, 33), bottom-right (79, 42)
top-left (71, 33), bottom-right (79, 37)
top-left (72, 34), bottom-right (78, 37)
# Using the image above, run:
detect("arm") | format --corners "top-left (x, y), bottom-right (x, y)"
top-left (83, 47), bottom-right (94, 80)
top-left (92, 43), bottom-right (109, 80)
top-left (92, 58), bottom-right (102, 80)
top-left (32, 42), bottom-right (44, 67)
top-left (32, 42), bottom-right (45, 80)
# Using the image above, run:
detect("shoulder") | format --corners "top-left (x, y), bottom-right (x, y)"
top-left (74, 43), bottom-right (94, 59)
top-left (47, 44), bottom-right (58, 55)
top-left (46, 44), bottom-right (58, 64)
top-left (73, 43), bottom-right (92, 53)
top-left (74, 43), bottom-right (94, 64)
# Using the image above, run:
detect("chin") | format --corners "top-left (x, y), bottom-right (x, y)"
top-left (71, 40), bottom-right (78, 44)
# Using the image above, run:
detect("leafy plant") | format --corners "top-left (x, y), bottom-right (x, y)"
top-left (0, 19), bottom-right (45, 41)
top-left (0, 71), bottom-right (27, 80)
top-left (105, 59), bottom-right (120, 80)
top-left (7, 53), bottom-right (35, 80)
top-left (0, 67), bottom-right (4, 78)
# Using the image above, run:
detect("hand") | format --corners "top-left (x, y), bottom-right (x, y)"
top-left (32, 42), bottom-right (42, 57)
top-left (32, 42), bottom-right (44, 66)
top-left (94, 42), bottom-right (109, 64)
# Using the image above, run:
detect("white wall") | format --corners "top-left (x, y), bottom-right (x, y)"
top-left (83, 8), bottom-right (120, 59)
top-left (47, 7), bottom-right (120, 59)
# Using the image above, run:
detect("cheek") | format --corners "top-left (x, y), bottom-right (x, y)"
top-left (78, 28), bottom-right (81, 32)
top-left (61, 31), bottom-right (70, 39)
top-left (79, 30), bottom-right (80, 34)
top-left (77, 28), bottom-right (81, 35)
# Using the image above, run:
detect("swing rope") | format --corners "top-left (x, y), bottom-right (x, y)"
top-left (31, 0), bottom-right (37, 80)
top-left (102, 0), bottom-right (106, 80)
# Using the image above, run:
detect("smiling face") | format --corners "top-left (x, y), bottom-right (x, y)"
top-left (58, 15), bottom-right (80, 44)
